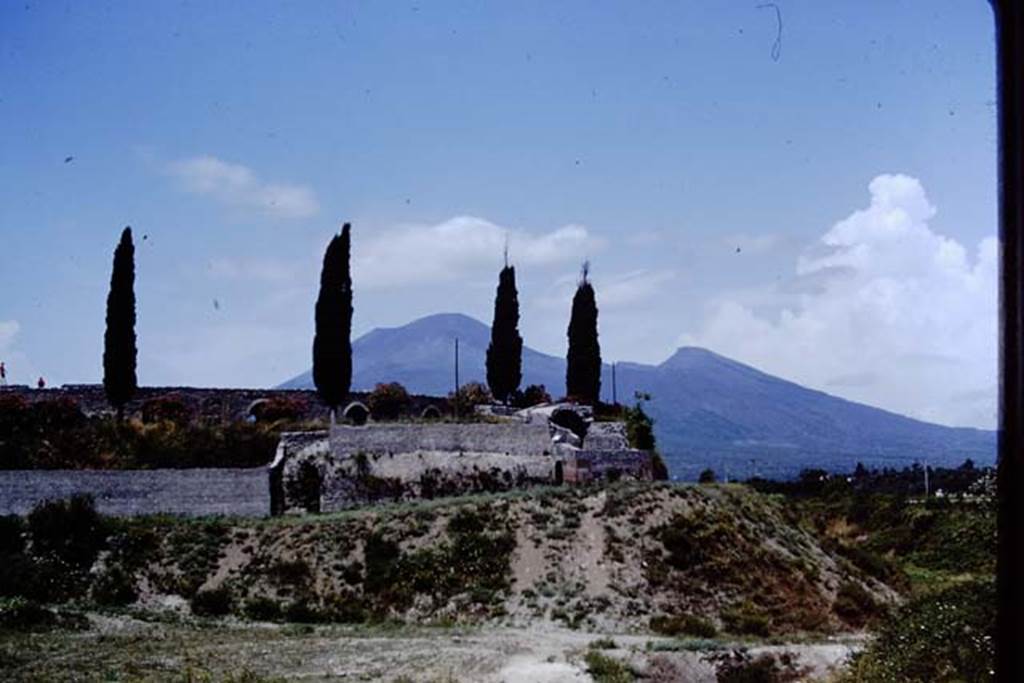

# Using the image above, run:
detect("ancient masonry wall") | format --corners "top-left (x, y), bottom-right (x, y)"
top-left (328, 422), bottom-right (554, 457)
top-left (272, 420), bottom-right (653, 514)
top-left (0, 384), bottom-right (448, 422)
top-left (0, 468), bottom-right (270, 517)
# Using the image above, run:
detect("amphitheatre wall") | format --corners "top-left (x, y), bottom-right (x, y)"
top-left (328, 422), bottom-right (554, 457)
top-left (0, 467), bottom-right (269, 517)
top-left (273, 419), bottom-right (652, 514)
top-left (0, 384), bottom-right (448, 422)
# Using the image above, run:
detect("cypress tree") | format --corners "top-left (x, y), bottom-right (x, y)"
top-left (312, 223), bottom-right (353, 416)
top-left (103, 226), bottom-right (138, 416)
top-left (566, 261), bottom-right (601, 405)
top-left (485, 263), bottom-right (523, 404)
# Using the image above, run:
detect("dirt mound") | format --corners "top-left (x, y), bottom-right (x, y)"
top-left (90, 483), bottom-right (894, 638)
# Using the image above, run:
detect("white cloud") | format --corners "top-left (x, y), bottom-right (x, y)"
top-left (206, 257), bottom-right (301, 284)
top-left (601, 269), bottom-right (678, 308)
top-left (0, 320), bottom-right (17, 350)
top-left (354, 216), bottom-right (603, 289)
top-left (0, 320), bottom-right (38, 386)
top-left (168, 156), bottom-right (319, 219)
top-left (536, 268), bottom-right (677, 312)
top-left (680, 174), bottom-right (997, 429)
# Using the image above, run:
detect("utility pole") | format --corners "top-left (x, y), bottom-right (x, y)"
top-left (611, 362), bottom-right (617, 405)
top-left (924, 461), bottom-right (930, 497)
top-left (454, 337), bottom-right (460, 422)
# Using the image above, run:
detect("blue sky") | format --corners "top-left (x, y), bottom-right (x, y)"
top-left (0, 1), bottom-right (998, 428)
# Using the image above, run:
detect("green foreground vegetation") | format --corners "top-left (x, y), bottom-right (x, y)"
top-left (0, 467), bottom-right (996, 682)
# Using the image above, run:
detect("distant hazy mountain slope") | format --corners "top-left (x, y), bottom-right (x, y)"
top-left (279, 313), bottom-right (995, 479)
top-left (280, 313), bottom-right (565, 396)
top-left (610, 348), bottom-right (995, 479)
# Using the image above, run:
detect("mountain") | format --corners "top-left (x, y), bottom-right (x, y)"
top-left (279, 313), bottom-right (996, 480)
top-left (280, 313), bottom-right (565, 397)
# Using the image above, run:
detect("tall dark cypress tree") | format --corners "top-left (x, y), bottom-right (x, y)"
top-left (103, 226), bottom-right (138, 416)
top-left (485, 263), bottom-right (523, 404)
top-left (566, 262), bottom-right (601, 405)
top-left (312, 223), bottom-right (353, 416)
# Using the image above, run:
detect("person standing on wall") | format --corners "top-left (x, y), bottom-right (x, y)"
top-left (0, 361), bottom-right (6, 386)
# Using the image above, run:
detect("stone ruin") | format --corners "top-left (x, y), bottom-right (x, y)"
top-left (269, 403), bottom-right (654, 515)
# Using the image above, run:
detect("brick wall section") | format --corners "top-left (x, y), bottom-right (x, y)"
top-left (0, 468), bottom-right (270, 517)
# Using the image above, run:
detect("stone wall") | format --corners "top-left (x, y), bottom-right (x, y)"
top-left (568, 449), bottom-right (653, 483)
top-left (272, 427), bottom-right (558, 513)
top-left (320, 451), bottom-right (558, 511)
top-left (0, 468), bottom-right (270, 517)
top-left (328, 422), bottom-right (554, 457)
top-left (273, 420), bottom-right (654, 514)
top-left (0, 384), bottom-right (448, 423)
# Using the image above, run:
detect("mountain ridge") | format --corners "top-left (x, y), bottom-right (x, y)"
top-left (279, 313), bottom-right (995, 479)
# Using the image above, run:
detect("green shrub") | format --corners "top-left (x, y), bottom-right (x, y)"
top-left (589, 637), bottom-right (618, 650)
top-left (449, 382), bottom-right (493, 414)
top-left (0, 515), bottom-right (26, 555)
top-left (835, 543), bottom-right (901, 584)
top-left (250, 396), bottom-right (307, 423)
top-left (833, 580), bottom-right (880, 627)
top-left (649, 613), bottom-right (717, 638)
top-left (842, 580), bottom-right (994, 682)
top-left (243, 596), bottom-right (283, 621)
top-left (363, 533), bottom-right (402, 598)
top-left (518, 384), bottom-right (552, 407)
top-left (269, 558), bottom-right (311, 586)
top-left (283, 599), bottom-right (319, 623)
top-left (361, 509), bottom-right (515, 616)
top-left (92, 566), bottom-right (138, 606)
top-left (141, 394), bottom-right (194, 425)
top-left (722, 603), bottom-right (771, 637)
top-left (28, 495), bottom-right (106, 568)
top-left (651, 453), bottom-right (670, 481)
top-left (320, 592), bottom-right (367, 623)
top-left (623, 393), bottom-right (656, 450)
top-left (709, 649), bottom-right (806, 683)
top-left (583, 650), bottom-right (634, 682)
top-left (161, 520), bottom-right (229, 598)
top-left (367, 382), bottom-right (412, 421)
top-left (658, 516), bottom-right (713, 570)
top-left (0, 597), bottom-right (54, 631)
top-left (191, 586), bottom-right (233, 617)
top-left (0, 552), bottom-right (79, 601)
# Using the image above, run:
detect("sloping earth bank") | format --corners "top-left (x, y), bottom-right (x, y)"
top-left (1, 482), bottom-right (896, 680)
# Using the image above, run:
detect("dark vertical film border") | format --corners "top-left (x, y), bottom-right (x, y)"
top-left (994, 1), bottom-right (1023, 680)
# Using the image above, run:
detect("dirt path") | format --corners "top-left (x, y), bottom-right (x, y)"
top-left (0, 616), bottom-right (862, 682)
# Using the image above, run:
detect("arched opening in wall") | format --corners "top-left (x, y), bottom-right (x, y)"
top-left (246, 399), bottom-right (268, 423)
top-left (421, 405), bottom-right (442, 421)
top-left (343, 401), bottom-right (370, 426)
top-left (554, 461), bottom-right (564, 486)
top-left (551, 408), bottom-right (588, 442)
